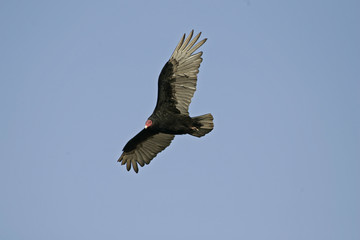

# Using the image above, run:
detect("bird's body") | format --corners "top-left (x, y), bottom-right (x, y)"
top-left (118, 30), bottom-right (214, 173)
top-left (148, 108), bottom-right (196, 134)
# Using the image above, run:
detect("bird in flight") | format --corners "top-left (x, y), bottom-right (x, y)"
top-left (118, 30), bottom-right (214, 173)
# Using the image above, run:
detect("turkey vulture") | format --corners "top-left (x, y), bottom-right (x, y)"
top-left (118, 30), bottom-right (214, 173)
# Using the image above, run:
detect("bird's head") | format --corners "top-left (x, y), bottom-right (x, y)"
top-left (145, 119), bottom-right (153, 129)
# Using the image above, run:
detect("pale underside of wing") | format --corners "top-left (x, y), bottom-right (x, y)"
top-left (168, 30), bottom-right (207, 114)
top-left (118, 133), bottom-right (175, 173)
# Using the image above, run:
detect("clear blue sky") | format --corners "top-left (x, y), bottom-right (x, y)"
top-left (1, 1), bottom-right (359, 239)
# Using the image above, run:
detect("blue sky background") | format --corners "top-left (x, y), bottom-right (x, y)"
top-left (1, 1), bottom-right (359, 239)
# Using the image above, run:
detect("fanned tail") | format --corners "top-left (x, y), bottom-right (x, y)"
top-left (190, 113), bottom-right (214, 137)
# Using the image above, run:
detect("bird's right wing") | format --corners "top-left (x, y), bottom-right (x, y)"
top-left (118, 129), bottom-right (175, 173)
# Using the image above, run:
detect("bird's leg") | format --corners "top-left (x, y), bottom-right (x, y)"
top-left (191, 126), bottom-right (199, 131)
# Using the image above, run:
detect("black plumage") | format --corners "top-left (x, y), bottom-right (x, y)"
top-left (118, 30), bottom-right (214, 173)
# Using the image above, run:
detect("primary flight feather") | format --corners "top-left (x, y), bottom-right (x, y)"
top-left (118, 30), bottom-right (214, 173)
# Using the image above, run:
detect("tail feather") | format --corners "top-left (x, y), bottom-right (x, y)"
top-left (190, 113), bottom-right (214, 137)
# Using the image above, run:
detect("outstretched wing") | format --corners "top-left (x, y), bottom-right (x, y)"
top-left (155, 30), bottom-right (207, 114)
top-left (118, 129), bottom-right (175, 173)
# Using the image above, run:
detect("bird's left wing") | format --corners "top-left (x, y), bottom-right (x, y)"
top-left (118, 129), bottom-right (175, 173)
top-left (155, 30), bottom-right (207, 114)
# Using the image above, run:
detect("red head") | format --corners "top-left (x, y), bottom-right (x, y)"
top-left (145, 119), bottom-right (153, 129)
